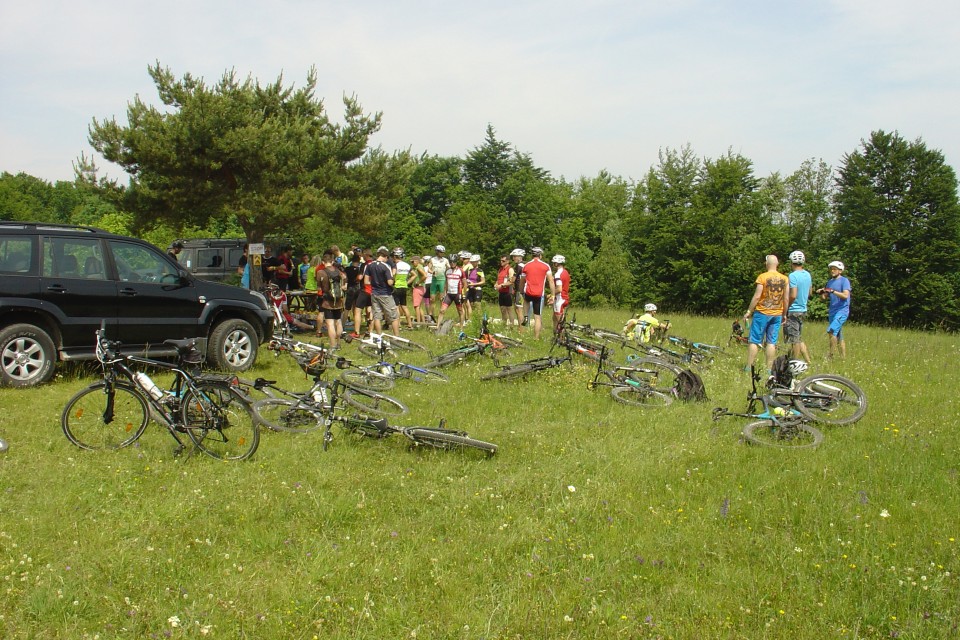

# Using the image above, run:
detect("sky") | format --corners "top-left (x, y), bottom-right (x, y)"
top-left (2, 0), bottom-right (959, 185)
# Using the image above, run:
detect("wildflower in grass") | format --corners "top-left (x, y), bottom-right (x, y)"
top-left (880, 509), bottom-right (891, 518)
top-left (168, 615), bottom-right (180, 627)
top-left (567, 485), bottom-right (576, 493)
top-left (563, 615), bottom-right (574, 622)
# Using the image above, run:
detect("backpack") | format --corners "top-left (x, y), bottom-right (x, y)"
top-left (320, 267), bottom-right (344, 303)
top-left (769, 355), bottom-right (792, 388)
top-left (675, 368), bottom-right (707, 402)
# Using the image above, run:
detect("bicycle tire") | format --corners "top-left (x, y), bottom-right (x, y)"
top-left (339, 368), bottom-right (397, 392)
top-left (591, 329), bottom-right (628, 346)
top-left (625, 358), bottom-right (684, 391)
top-left (61, 381), bottom-right (149, 450)
top-left (491, 333), bottom-right (525, 348)
top-left (425, 349), bottom-right (472, 369)
top-left (357, 342), bottom-right (391, 359)
top-left (397, 364), bottom-right (449, 384)
top-left (742, 419), bottom-right (824, 449)
top-left (610, 385), bottom-right (674, 408)
top-left (343, 388), bottom-right (409, 416)
top-left (480, 362), bottom-right (541, 381)
top-left (792, 374), bottom-right (868, 426)
top-left (405, 428), bottom-right (498, 454)
top-left (182, 381), bottom-right (260, 460)
top-left (391, 337), bottom-right (429, 353)
top-left (234, 377), bottom-right (278, 402)
top-left (252, 398), bottom-right (324, 433)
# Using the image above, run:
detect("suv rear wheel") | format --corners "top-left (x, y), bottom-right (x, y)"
top-left (208, 319), bottom-right (258, 372)
top-left (0, 323), bottom-right (56, 387)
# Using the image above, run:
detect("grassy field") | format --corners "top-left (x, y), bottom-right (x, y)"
top-left (0, 309), bottom-right (957, 639)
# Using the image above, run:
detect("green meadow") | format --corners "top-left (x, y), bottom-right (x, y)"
top-left (0, 309), bottom-right (957, 639)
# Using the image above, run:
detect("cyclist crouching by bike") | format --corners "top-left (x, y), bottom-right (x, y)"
top-left (623, 303), bottom-right (661, 343)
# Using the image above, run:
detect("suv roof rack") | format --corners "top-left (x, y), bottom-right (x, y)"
top-left (0, 221), bottom-right (106, 234)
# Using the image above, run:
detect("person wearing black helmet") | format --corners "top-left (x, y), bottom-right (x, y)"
top-left (167, 240), bottom-right (184, 262)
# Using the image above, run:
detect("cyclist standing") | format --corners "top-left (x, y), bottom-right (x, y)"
top-left (786, 250), bottom-right (813, 362)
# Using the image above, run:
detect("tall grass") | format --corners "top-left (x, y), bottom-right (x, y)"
top-left (0, 309), bottom-right (957, 638)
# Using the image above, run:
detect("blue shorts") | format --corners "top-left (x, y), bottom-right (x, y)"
top-left (748, 313), bottom-right (782, 345)
top-left (828, 312), bottom-right (848, 339)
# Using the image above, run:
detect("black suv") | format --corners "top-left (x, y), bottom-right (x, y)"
top-left (0, 222), bottom-right (274, 387)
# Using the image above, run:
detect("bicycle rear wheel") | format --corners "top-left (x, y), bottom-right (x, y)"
top-left (792, 374), bottom-right (867, 425)
top-left (480, 362), bottom-right (541, 381)
top-left (343, 388), bottom-right (409, 416)
top-left (425, 349), bottom-right (472, 369)
top-left (61, 381), bottom-right (149, 450)
top-left (610, 385), bottom-right (674, 408)
top-left (252, 398), bottom-right (323, 433)
top-left (405, 428), bottom-right (498, 454)
top-left (182, 382), bottom-right (260, 460)
top-left (340, 368), bottom-right (396, 392)
top-left (742, 419), bottom-right (823, 449)
top-left (397, 364), bottom-right (449, 384)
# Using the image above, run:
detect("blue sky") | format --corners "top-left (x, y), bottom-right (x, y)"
top-left (2, 0), bottom-right (958, 184)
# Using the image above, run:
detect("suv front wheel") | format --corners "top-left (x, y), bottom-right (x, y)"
top-left (0, 323), bottom-right (57, 387)
top-left (207, 319), bottom-right (259, 372)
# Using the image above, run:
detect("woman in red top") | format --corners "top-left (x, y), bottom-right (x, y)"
top-left (520, 247), bottom-right (556, 339)
top-left (495, 255), bottom-right (515, 327)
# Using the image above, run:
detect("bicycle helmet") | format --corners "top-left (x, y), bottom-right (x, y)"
top-left (435, 244), bottom-right (446, 252)
top-left (789, 250), bottom-right (805, 265)
top-left (510, 248), bottom-right (525, 257)
top-left (530, 246), bottom-right (543, 256)
top-left (392, 247), bottom-right (404, 258)
top-left (828, 260), bottom-right (844, 271)
top-left (644, 303), bottom-right (657, 312)
top-left (169, 240), bottom-right (184, 250)
top-left (551, 255), bottom-right (565, 264)
top-left (470, 254), bottom-right (481, 262)
top-left (787, 360), bottom-right (809, 376)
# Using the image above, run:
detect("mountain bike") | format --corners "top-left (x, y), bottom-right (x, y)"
top-left (425, 316), bottom-right (512, 368)
top-left (346, 332), bottom-right (429, 359)
top-left (480, 353), bottom-right (572, 381)
top-left (339, 337), bottom-right (448, 391)
top-left (728, 319), bottom-right (750, 347)
top-left (666, 335), bottom-right (724, 358)
top-left (769, 371), bottom-right (868, 426)
top-left (553, 332), bottom-right (607, 362)
top-left (61, 325), bottom-right (259, 460)
top-left (712, 367), bottom-right (824, 449)
top-left (588, 347), bottom-right (674, 407)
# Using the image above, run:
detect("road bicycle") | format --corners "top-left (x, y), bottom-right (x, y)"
top-left (339, 336), bottom-right (448, 391)
top-left (712, 366), bottom-right (824, 449)
top-left (346, 331), bottom-right (429, 359)
top-left (61, 325), bottom-right (259, 460)
top-left (251, 374), bottom-right (496, 455)
top-left (588, 347), bottom-right (674, 407)
top-left (425, 316), bottom-right (513, 368)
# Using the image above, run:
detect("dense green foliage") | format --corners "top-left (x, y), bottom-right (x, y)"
top-left (0, 312), bottom-right (957, 638)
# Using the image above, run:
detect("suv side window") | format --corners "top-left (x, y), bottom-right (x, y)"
top-left (42, 237), bottom-right (105, 280)
top-left (198, 248), bottom-right (224, 268)
top-left (0, 236), bottom-right (34, 274)
top-left (109, 240), bottom-right (179, 284)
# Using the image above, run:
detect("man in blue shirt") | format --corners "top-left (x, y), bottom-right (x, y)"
top-left (785, 250), bottom-right (813, 362)
top-left (818, 260), bottom-right (852, 359)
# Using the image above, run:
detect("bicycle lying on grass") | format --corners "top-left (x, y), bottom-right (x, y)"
top-left (61, 325), bottom-right (259, 460)
top-left (347, 332), bottom-right (429, 359)
top-left (481, 352), bottom-right (572, 381)
top-left (425, 316), bottom-right (514, 368)
top-left (588, 347), bottom-right (674, 408)
top-left (712, 366), bottom-right (824, 449)
top-left (339, 335), bottom-right (448, 391)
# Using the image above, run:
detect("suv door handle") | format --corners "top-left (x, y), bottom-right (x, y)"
top-left (46, 284), bottom-right (67, 293)
top-left (120, 287), bottom-right (138, 296)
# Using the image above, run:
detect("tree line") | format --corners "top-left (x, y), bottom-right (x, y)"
top-left (2, 65), bottom-right (959, 330)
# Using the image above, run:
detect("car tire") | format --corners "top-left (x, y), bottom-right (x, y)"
top-left (207, 319), bottom-right (259, 372)
top-left (0, 323), bottom-right (57, 387)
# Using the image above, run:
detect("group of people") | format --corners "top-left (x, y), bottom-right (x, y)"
top-left (258, 243), bottom-right (573, 349)
top-left (743, 251), bottom-right (852, 374)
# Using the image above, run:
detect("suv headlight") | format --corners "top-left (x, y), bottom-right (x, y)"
top-left (249, 290), bottom-right (268, 309)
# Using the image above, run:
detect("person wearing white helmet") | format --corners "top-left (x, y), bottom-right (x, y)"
top-left (744, 254), bottom-right (789, 374)
top-left (509, 248), bottom-right (527, 329)
top-left (785, 250), bottom-right (813, 362)
top-left (624, 303), bottom-right (661, 343)
top-left (818, 260), bottom-right (852, 359)
top-left (428, 245), bottom-right (450, 312)
top-left (391, 248), bottom-right (415, 330)
top-left (550, 255), bottom-right (570, 334)
top-left (519, 247), bottom-right (556, 339)
top-left (434, 251), bottom-right (468, 330)
top-left (495, 254), bottom-right (517, 326)
top-left (463, 254), bottom-right (485, 322)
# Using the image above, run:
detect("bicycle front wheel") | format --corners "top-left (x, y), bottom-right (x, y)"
top-left (398, 364), bottom-right (449, 384)
top-left (343, 388), bottom-right (409, 416)
top-left (182, 382), bottom-right (260, 460)
top-left (792, 374), bottom-right (868, 425)
top-left (405, 428), bottom-right (498, 454)
top-left (253, 398), bottom-right (323, 433)
top-left (742, 419), bottom-right (824, 449)
top-left (61, 381), bottom-right (149, 450)
top-left (610, 385), bottom-right (674, 408)
top-left (340, 368), bottom-right (396, 392)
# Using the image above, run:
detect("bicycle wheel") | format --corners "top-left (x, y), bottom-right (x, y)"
top-left (480, 362), bottom-right (541, 381)
top-left (405, 428), bottom-right (498, 454)
top-left (742, 419), bottom-right (824, 449)
top-left (234, 377), bottom-right (277, 402)
top-left (625, 358), bottom-right (683, 391)
top-left (610, 385), bottom-right (674, 408)
top-left (425, 350), bottom-right (472, 369)
top-left (391, 337), bottom-right (429, 353)
top-left (343, 388), bottom-right (409, 416)
top-left (252, 398), bottom-right (323, 433)
top-left (357, 342), bottom-right (390, 359)
top-left (182, 382), bottom-right (260, 460)
top-left (491, 333), bottom-right (525, 348)
top-left (792, 374), bottom-right (868, 426)
top-left (61, 381), bottom-right (149, 450)
top-left (339, 368), bottom-right (396, 392)
top-left (591, 329), bottom-right (628, 346)
top-left (397, 364), bottom-right (449, 384)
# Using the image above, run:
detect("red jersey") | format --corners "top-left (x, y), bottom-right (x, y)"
top-left (521, 259), bottom-right (552, 297)
top-left (554, 267), bottom-right (570, 300)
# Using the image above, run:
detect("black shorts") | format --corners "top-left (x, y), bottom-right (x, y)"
top-left (393, 288), bottom-right (408, 305)
top-left (323, 308), bottom-right (343, 321)
top-left (466, 288), bottom-right (482, 303)
top-left (345, 287), bottom-right (360, 311)
top-left (442, 293), bottom-right (463, 308)
top-left (524, 293), bottom-right (543, 316)
top-left (355, 291), bottom-right (372, 309)
top-left (498, 291), bottom-right (513, 307)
